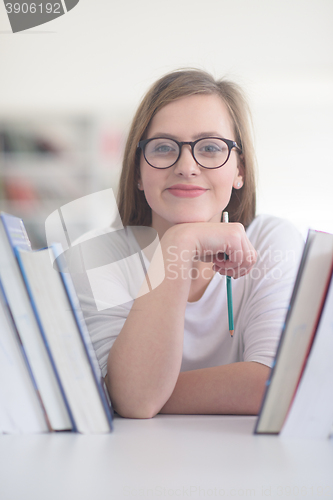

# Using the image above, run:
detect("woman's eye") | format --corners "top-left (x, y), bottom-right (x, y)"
top-left (196, 139), bottom-right (228, 157)
top-left (203, 144), bottom-right (220, 152)
top-left (153, 142), bottom-right (177, 154)
top-left (198, 143), bottom-right (222, 155)
top-left (156, 145), bottom-right (173, 153)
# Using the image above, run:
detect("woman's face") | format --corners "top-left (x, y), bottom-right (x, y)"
top-left (138, 94), bottom-right (244, 236)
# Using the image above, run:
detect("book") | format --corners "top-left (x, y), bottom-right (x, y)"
top-left (0, 212), bottom-right (73, 431)
top-left (280, 270), bottom-right (333, 439)
top-left (255, 229), bottom-right (333, 435)
top-left (0, 282), bottom-right (49, 434)
top-left (16, 244), bottom-right (113, 434)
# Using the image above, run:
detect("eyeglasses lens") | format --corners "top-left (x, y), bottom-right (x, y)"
top-left (194, 138), bottom-right (229, 168)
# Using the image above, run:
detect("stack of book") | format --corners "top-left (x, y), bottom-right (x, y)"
top-left (0, 212), bottom-right (113, 434)
top-left (255, 229), bottom-right (333, 439)
top-left (1, 209), bottom-right (333, 438)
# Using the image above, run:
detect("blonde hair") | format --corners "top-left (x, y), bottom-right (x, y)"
top-left (117, 69), bottom-right (256, 228)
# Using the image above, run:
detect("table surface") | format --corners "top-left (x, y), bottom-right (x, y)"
top-left (1, 414), bottom-right (333, 500)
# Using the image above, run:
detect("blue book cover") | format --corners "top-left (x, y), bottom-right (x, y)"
top-left (16, 247), bottom-right (76, 432)
top-left (0, 212), bottom-right (73, 431)
top-left (1, 212), bottom-right (32, 250)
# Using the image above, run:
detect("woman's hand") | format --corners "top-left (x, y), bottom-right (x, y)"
top-left (167, 221), bottom-right (257, 279)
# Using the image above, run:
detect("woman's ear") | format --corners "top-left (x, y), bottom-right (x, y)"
top-left (233, 154), bottom-right (245, 189)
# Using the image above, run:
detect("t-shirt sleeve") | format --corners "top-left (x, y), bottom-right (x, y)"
top-left (70, 229), bottom-right (150, 378)
top-left (72, 270), bottom-right (134, 378)
top-left (240, 216), bottom-right (305, 367)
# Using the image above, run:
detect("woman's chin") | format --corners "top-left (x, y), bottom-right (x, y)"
top-left (174, 219), bottom-right (206, 224)
top-left (172, 213), bottom-right (222, 225)
top-left (151, 211), bottom-right (222, 232)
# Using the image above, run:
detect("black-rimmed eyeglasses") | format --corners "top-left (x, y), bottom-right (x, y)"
top-left (137, 136), bottom-right (241, 170)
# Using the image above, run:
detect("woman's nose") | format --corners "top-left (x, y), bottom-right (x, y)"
top-left (173, 145), bottom-right (201, 176)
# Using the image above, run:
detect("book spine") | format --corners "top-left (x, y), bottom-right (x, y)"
top-left (281, 261), bottom-right (333, 429)
top-left (57, 262), bottom-right (113, 428)
top-left (15, 248), bottom-right (76, 432)
top-left (0, 281), bottom-right (50, 433)
top-left (254, 232), bottom-right (314, 434)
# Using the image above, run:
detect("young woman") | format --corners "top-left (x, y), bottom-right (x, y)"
top-left (75, 69), bottom-right (304, 418)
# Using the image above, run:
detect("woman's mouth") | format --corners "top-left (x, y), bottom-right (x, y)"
top-left (166, 184), bottom-right (208, 198)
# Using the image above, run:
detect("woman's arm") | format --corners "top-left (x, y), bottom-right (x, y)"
top-left (106, 228), bottom-right (190, 418)
top-left (106, 222), bottom-right (256, 419)
top-left (160, 362), bottom-right (270, 416)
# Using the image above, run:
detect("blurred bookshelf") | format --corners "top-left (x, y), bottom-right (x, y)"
top-left (0, 115), bottom-right (126, 249)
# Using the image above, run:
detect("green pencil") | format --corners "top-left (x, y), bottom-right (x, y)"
top-left (222, 212), bottom-right (234, 337)
top-left (226, 275), bottom-right (234, 337)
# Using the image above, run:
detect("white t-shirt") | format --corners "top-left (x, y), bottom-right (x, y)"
top-left (71, 215), bottom-right (304, 378)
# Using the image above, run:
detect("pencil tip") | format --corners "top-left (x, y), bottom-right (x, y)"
top-left (230, 330), bottom-right (234, 337)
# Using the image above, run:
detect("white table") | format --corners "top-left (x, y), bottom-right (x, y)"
top-left (1, 415), bottom-right (333, 500)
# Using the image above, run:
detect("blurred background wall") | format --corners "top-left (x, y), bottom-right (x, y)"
top-left (0, 0), bottom-right (332, 247)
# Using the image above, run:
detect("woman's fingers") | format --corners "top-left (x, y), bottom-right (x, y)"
top-left (212, 244), bottom-right (256, 277)
top-left (197, 222), bottom-right (257, 278)
top-left (168, 221), bottom-right (257, 280)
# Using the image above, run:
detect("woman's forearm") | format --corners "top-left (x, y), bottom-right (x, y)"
top-left (160, 361), bottom-right (270, 416)
top-left (106, 226), bottom-right (195, 418)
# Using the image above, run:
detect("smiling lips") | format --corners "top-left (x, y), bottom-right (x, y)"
top-left (167, 184), bottom-right (208, 198)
